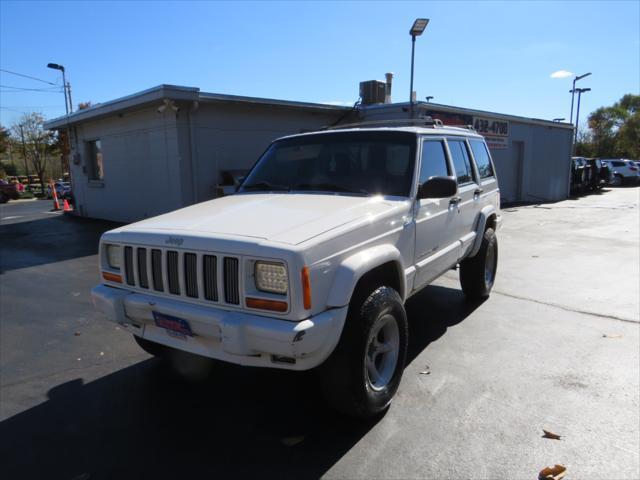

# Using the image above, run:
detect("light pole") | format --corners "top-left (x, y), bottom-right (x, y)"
top-left (47, 62), bottom-right (72, 178)
top-left (409, 18), bottom-right (429, 118)
top-left (47, 63), bottom-right (72, 114)
top-left (573, 87), bottom-right (591, 149)
top-left (570, 72), bottom-right (591, 124)
top-left (553, 118), bottom-right (565, 122)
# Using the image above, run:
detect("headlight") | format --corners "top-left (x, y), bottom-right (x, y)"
top-left (106, 244), bottom-right (121, 269)
top-left (254, 261), bottom-right (288, 294)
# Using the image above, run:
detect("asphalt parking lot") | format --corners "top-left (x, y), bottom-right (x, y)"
top-left (1, 188), bottom-right (639, 480)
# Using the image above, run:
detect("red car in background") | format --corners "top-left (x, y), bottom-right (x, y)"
top-left (0, 180), bottom-right (20, 204)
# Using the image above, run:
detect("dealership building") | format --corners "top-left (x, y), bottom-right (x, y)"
top-left (44, 83), bottom-right (573, 223)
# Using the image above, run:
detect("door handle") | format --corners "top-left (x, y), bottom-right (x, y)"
top-left (474, 188), bottom-right (483, 196)
top-left (449, 196), bottom-right (462, 204)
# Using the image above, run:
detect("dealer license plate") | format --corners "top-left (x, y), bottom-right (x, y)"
top-left (153, 311), bottom-right (193, 340)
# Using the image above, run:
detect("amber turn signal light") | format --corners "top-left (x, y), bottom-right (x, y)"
top-left (246, 297), bottom-right (288, 312)
top-left (102, 271), bottom-right (123, 283)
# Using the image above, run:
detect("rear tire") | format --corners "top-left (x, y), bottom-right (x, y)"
top-left (613, 174), bottom-right (623, 186)
top-left (460, 228), bottom-right (498, 300)
top-left (320, 286), bottom-right (408, 418)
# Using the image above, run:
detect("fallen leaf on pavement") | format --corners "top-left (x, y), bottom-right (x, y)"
top-left (538, 464), bottom-right (566, 480)
top-left (74, 331), bottom-right (81, 336)
top-left (542, 429), bottom-right (562, 440)
top-left (420, 366), bottom-right (431, 375)
top-left (281, 436), bottom-right (305, 447)
top-left (602, 333), bottom-right (622, 339)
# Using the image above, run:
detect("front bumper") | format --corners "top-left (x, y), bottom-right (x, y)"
top-left (91, 284), bottom-right (347, 370)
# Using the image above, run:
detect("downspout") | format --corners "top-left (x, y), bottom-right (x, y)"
top-left (188, 100), bottom-right (199, 203)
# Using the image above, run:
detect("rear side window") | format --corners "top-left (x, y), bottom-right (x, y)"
top-left (612, 161), bottom-right (625, 167)
top-left (448, 139), bottom-right (475, 185)
top-left (469, 140), bottom-right (494, 179)
top-left (419, 141), bottom-right (450, 184)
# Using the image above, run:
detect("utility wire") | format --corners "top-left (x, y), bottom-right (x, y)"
top-left (0, 106), bottom-right (30, 114)
top-left (0, 85), bottom-right (62, 93)
top-left (0, 68), bottom-right (57, 86)
top-left (0, 84), bottom-right (62, 92)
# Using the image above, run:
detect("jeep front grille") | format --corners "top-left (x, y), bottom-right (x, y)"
top-left (120, 245), bottom-right (240, 306)
top-left (223, 257), bottom-right (240, 305)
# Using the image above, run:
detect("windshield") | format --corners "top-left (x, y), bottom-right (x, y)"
top-left (239, 131), bottom-right (417, 197)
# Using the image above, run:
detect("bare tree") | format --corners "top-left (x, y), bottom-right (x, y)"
top-left (11, 113), bottom-right (57, 195)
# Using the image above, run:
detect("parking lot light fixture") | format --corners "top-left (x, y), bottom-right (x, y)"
top-left (553, 118), bottom-right (565, 122)
top-left (570, 72), bottom-right (591, 124)
top-left (47, 63), bottom-right (71, 115)
top-left (573, 87), bottom-right (591, 149)
top-left (409, 18), bottom-right (430, 117)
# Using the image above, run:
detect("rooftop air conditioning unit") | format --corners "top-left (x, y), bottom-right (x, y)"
top-left (359, 80), bottom-right (386, 105)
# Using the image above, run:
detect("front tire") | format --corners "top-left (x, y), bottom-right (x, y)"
top-left (320, 286), bottom-right (408, 418)
top-left (460, 227), bottom-right (498, 300)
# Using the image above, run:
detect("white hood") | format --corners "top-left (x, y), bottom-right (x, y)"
top-left (119, 193), bottom-right (402, 245)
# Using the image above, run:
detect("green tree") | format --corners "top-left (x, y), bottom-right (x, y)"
top-left (10, 113), bottom-right (58, 194)
top-left (0, 125), bottom-right (10, 154)
top-left (587, 94), bottom-right (640, 158)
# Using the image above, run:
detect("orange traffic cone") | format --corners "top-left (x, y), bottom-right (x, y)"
top-left (63, 199), bottom-right (72, 212)
top-left (51, 187), bottom-right (60, 211)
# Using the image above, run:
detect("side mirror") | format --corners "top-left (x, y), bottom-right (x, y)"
top-left (417, 176), bottom-right (458, 199)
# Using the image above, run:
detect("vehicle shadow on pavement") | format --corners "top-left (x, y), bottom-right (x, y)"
top-left (0, 215), bottom-right (120, 273)
top-left (405, 284), bottom-right (483, 365)
top-left (0, 285), bottom-right (479, 480)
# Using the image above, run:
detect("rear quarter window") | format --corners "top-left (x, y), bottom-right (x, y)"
top-left (469, 140), bottom-right (494, 179)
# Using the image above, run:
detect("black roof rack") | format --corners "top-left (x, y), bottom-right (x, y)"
top-left (325, 117), bottom-right (444, 130)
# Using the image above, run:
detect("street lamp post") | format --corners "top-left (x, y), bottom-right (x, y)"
top-left (570, 72), bottom-right (591, 124)
top-left (47, 63), bottom-right (71, 114)
top-left (409, 18), bottom-right (429, 118)
top-left (47, 62), bottom-right (73, 179)
top-left (573, 87), bottom-right (591, 150)
top-left (553, 118), bottom-right (566, 122)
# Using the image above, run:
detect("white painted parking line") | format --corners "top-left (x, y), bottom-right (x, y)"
top-left (1, 216), bottom-right (23, 220)
top-left (42, 211), bottom-right (63, 215)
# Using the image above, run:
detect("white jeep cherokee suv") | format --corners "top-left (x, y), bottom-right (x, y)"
top-left (92, 124), bottom-right (501, 418)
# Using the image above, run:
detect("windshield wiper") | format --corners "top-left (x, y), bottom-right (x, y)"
top-left (293, 183), bottom-right (369, 195)
top-left (241, 181), bottom-right (290, 192)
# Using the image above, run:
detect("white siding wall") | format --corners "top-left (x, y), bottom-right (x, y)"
top-left (70, 107), bottom-right (184, 222)
top-left (188, 103), bottom-right (346, 203)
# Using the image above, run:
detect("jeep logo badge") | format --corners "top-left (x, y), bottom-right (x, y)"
top-left (165, 237), bottom-right (184, 246)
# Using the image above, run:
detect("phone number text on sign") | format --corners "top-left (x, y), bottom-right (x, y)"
top-left (473, 117), bottom-right (509, 137)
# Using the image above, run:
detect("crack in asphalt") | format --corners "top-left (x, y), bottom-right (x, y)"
top-left (493, 289), bottom-right (640, 324)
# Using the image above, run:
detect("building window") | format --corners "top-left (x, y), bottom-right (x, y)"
top-left (87, 140), bottom-right (104, 181)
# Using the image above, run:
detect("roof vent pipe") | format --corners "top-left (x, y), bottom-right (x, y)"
top-left (385, 72), bottom-right (393, 104)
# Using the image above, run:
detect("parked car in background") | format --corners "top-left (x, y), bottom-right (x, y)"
top-left (585, 158), bottom-right (612, 190)
top-left (571, 157), bottom-right (590, 193)
top-left (600, 159), bottom-right (640, 186)
top-left (0, 179), bottom-right (20, 203)
top-left (46, 181), bottom-right (72, 199)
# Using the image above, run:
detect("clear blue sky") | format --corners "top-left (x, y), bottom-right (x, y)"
top-left (1, 0), bottom-right (638, 127)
